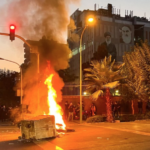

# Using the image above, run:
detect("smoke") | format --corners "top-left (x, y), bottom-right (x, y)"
top-left (1, 0), bottom-right (81, 117)
top-left (38, 38), bottom-right (71, 70)
top-left (67, 18), bottom-right (80, 43)
top-left (4, 0), bottom-right (80, 42)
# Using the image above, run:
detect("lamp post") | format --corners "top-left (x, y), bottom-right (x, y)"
top-left (30, 46), bottom-right (40, 112)
top-left (0, 57), bottom-right (22, 109)
top-left (80, 17), bottom-right (94, 123)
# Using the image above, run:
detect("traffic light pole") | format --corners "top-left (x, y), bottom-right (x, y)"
top-left (0, 33), bottom-right (32, 48)
top-left (0, 32), bottom-right (40, 116)
top-left (0, 32), bottom-right (39, 73)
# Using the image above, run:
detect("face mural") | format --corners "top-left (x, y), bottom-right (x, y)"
top-left (119, 26), bottom-right (132, 44)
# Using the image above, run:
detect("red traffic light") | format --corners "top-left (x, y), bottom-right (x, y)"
top-left (9, 24), bottom-right (16, 41)
top-left (10, 25), bottom-right (15, 30)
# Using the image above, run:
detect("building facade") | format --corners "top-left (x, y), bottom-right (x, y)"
top-left (68, 3), bottom-right (150, 80)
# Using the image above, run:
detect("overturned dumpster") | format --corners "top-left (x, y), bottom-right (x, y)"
top-left (20, 115), bottom-right (56, 141)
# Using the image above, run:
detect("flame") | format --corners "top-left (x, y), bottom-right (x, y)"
top-left (44, 74), bottom-right (66, 130)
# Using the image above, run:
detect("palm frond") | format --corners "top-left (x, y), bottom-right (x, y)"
top-left (84, 55), bottom-right (124, 100)
top-left (102, 81), bottom-right (120, 89)
top-left (91, 90), bottom-right (103, 100)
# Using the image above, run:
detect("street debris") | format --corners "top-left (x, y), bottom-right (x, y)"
top-left (66, 128), bottom-right (75, 132)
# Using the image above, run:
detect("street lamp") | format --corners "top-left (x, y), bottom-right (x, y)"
top-left (80, 17), bottom-right (94, 123)
top-left (30, 45), bottom-right (40, 112)
top-left (0, 57), bottom-right (22, 112)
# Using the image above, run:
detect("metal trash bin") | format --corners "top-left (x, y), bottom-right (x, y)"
top-left (20, 115), bottom-right (56, 141)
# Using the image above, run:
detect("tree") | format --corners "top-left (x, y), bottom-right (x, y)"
top-left (0, 69), bottom-right (19, 106)
top-left (123, 42), bottom-right (150, 114)
top-left (84, 56), bottom-right (124, 122)
top-left (123, 42), bottom-right (150, 101)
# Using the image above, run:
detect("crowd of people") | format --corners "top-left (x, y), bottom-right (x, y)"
top-left (64, 101), bottom-right (98, 121)
top-left (64, 100), bottom-right (122, 121)
top-left (64, 101), bottom-right (90, 121)
top-left (0, 105), bottom-right (13, 122)
top-left (0, 105), bottom-right (21, 123)
top-left (1, 100), bottom-right (150, 123)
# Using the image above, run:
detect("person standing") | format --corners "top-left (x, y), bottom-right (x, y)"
top-left (91, 103), bottom-right (96, 116)
top-left (100, 32), bottom-right (117, 61)
top-left (75, 102), bottom-right (80, 118)
top-left (0, 105), bottom-right (2, 122)
top-left (114, 101), bottom-right (120, 119)
top-left (111, 102), bottom-right (115, 119)
top-left (138, 100), bottom-right (143, 114)
top-left (64, 101), bottom-right (69, 120)
top-left (2, 105), bottom-right (7, 122)
top-left (146, 99), bottom-right (150, 112)
top-left (68, 102), bottom-right (74, 121)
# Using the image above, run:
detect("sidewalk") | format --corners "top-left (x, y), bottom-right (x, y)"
top-left (0, 121), bottom-right (15, 126)
top-left (65, 119), bottom-right (87, 125)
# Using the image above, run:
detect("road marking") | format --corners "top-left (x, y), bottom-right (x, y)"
top-left (76, 124), bottom-right (150, 136)
top-left (34, 140), bottom-right (63, 150)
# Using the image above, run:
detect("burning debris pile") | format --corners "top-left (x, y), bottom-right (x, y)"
top-left (1, 0), bottom-right (80, 130)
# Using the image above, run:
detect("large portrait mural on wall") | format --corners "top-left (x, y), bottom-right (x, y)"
top-left (119, 26), bottom-right (132, 44)
top-left (98, 32), bottom-right (117, 62)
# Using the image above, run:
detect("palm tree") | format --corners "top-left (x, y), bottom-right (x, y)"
top-left (84, 56), bottom-right (124, 122)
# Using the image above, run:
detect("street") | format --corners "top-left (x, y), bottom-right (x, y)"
top-left (0, 120), bottom-right (150, 150)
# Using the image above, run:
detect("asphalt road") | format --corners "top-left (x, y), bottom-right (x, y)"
top-left (1, 120), bottom-right (150, 150)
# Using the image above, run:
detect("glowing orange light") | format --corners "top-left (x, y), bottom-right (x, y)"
top-left (44, 74), bottom-right (66, 130)
top-left (88, 18), bottom-right (94, 22)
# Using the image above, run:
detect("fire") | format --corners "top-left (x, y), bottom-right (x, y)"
top-left (44, 74), bottom-right (66, 130)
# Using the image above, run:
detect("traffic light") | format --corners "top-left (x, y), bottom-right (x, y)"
top-left (24, 43), bottom-right (31, 64)
top-left (9, 24), bottom-right (16, 41)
